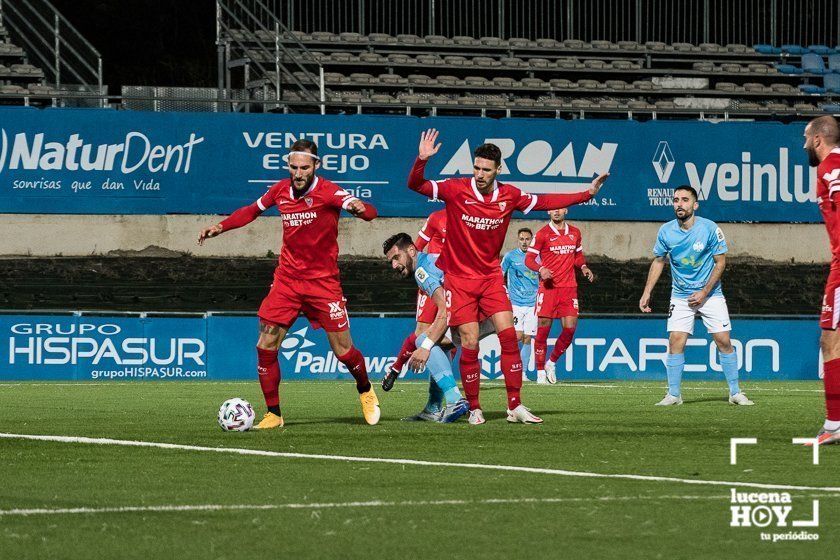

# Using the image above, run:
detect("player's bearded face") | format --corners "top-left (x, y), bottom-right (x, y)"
top-left (673, 193), bottom-right (696, 220)
top-left (387, 248), bottom-right (412, 278)
top-left (549, 208), bottom-right (567, 223)
top-left (287, 154), bottom-right (318, 192)
top-left (473, 157), bottom-right (500, 190)
top-left (804, 134), bottom-right (821, 167)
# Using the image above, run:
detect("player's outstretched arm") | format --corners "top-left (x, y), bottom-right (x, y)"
top-left (197, 201), bottom-right (263, 245)
top-left (639, 257), bottom-right (665, 312)
top-left (418, 128), bottom-right (441, 161)
top-left (344, 199), bottom-right (378, 221)
top-left (524, 173), bottom-right (610, 212)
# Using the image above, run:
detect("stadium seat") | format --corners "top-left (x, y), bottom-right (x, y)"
top-left (349, 73), bottom-right (375, 84)
top-left (570, 98), bottom-right (592, 108)
top-left (549, 78), bottom-right (576, 89)
top-left (583, 59), bottom-right (606, 69)
top-left (794, 102), bottom-right (817, 111)
top-left (397, 34), bottom-right (424, 44)
top-left (339, 32), bottom-right (366, 43)
top-left (617, 40), bottom-right (642, 50)
top-left (370, 94), bottom-right (395, 104)
top-left (753, 44), bottom-right (781, 54)
top-left (828, 54), bottom-right (840, 72)
top-left (416, 54), bottom-right (443, 65)
top-left (407, 74), bottom-right (433, 85)
top-left (799, 83), bottom-right (826, 94)
top-left (9, 64), bottom-right (42, 76)
top-left (359, 52), bottom-right (385, 63)
top-left (436, 75), bottom-right (459, 86)
top-left (654, 100), bottom-right (676, 108)
top-left (628, 100), bottom-right (651, 109)
top-left (715, 82), bottom-right (737, 91)
top-left (645, 41), bottom-right (667, 51)
top-left (452, 35), bottom-right (479, 46)
top-left (672, 42), bottom-right (696, 52)
top-left (610, 60), bottom-right (637, 70)
top-left (770, 82), bottom-right (797, 92)
top-left (500, 57), bottom-right (526, 68)
top-left (424, 35), bottom-right (450, 45)
top-left (480, 36), bottom-right (504, 47)
top-left (824, 73), bottom-right (840, 93)
top-left (329, 52), bottom-right (354, 62)
top-left (743, 82), bottom-right (767, 92)
top-left (473, 56), bottom-right (500, 67)
top-left (535, 38), bottom-right (559, 48)
top-left (738, 102), bottom-right (761, 110)
top-left (802, 53), bottom-right (827, 73)
top-left (464, 75), bottom-right (489, 86)
top-left (693, 61), bottom-right (714, 72)
top-left (369, 33), bottom-right (396, 43)
top-left (699, 42), bottom-right (722, 52)
top-left (444, 55), bottom-right (469, 66)
top-left (520, 77), bottom-right (548, 88)
top-left (604, 79), bottom-right (628, 90)
top-left (747, 63), bottom-right (771, 73)
top-left (765, 101), bottom-right (790, 110)
top-left (822, 103), bottom-right (840, 112)
top-left (528, 57), bottom-right (551, 68)
top-left (377, 73), bottom-right (405, 85)
top-left (596, 99), bottom-right (621, 108)
top-left (721, 63), bottom-right (742, 73)
top-left (577, 79), bottom-right (600, 89)
top-left (0, 84), bottom-right (28, 94)
top-left (311, 31), bottom-right (337, 42)
top-left (508, 37), bottom-right (532, 48)
top-left (491, 76), bottom-right (516, 88)
top-left (563, 39), bottom-right (586, 49)
top-left (555, 58), bottom-right (578, 69)
top-left (725, 43), bottom-right (751, 53)
top-left (775, 64), bottom-right (803, 74)
top-left (781, 44), bottom-right (807, 54)
top-left (632, 80), bottom-right (656, 90)
top-left (808, 45), bottom-right (834, 55)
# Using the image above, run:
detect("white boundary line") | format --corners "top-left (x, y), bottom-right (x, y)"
top-left (2, 432), bottom-right (839, 493)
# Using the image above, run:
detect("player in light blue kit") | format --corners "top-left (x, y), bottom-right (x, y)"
top-left (639, 185), bottom-right (754, 406)
top-left (501, 228), bottom-right (540, 381)
top-left (383, 232), bottom-right (470, 422)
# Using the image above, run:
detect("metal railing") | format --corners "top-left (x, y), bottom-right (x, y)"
top-left (260, 0), bottom-right (840, 46)
top-left (0, 0), bottom-right (103, 100)
top-left (216, 0), bottom-right (324, 106)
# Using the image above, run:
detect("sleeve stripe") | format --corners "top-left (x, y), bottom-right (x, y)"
top-left (417, 231), bottom-right (431, 241)
top-left (430, 180), bottom-right (439, 200)
top-left (341, 196), bottom-right (359, 210)
top-left (256, 198), bottom-right (267, 211)
top-left (830, 186), bottom-right (840, 196)
top-left (527, 247), bottom-right (539, 254)
top-left (829, 180), bottom-right (840, 188)
top-left (575, 247), bottom-right (583, 252)
top-left (523, 194), bottom-right (539, 214)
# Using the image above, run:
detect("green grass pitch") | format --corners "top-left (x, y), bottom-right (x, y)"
top-left (1, 380), bottom-right (838, 559)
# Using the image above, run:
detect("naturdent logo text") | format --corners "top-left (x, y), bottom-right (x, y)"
top-left (0, 130), bottom-right (204, 174)
top-left (438, 138), bottom-right (616, 193)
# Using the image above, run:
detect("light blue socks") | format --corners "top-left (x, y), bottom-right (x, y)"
top-left (719, 350), bottom-right (740, 396)
top-left (666, 353), bottom-right (685, 397)
top-left (417, 334), bottom-right (462, 405)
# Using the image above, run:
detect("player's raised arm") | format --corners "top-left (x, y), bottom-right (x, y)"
top-left (407, 128), bottom-right (443, 198)
top-left (197, 200), bottom-right (264, 245)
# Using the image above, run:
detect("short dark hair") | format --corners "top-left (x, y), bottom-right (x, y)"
top-left (474, 143), bottom-right (502, 166)
top-left (382, 232), bottom-right (414, 255)
top-left (290, 139), bottom-right (318, 157)
top-left (674, 185), bottom-right (698, 200)
top-left (517, 227), bottom-right (533, 236)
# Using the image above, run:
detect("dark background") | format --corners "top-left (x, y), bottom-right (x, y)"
top-left (51, 0), bottom-right (217, 91)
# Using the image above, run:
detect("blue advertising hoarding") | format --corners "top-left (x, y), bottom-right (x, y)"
top-left (0, 107), bottom-right (820, 222)
top-left (0, 313), bottom-right (821, 382)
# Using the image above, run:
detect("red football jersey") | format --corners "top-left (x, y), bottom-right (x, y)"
top-left (257, 177), bottom-right (356, 279)
top-left (415, 209), bottom-right (447, 254)
top-left (818, 147), bottom-right (840, 265)
top-left (427, 177), bottom-right (540, 277)
top-left (528, 222), bottom-right (586, 288)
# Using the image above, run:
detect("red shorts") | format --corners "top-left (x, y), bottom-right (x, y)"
top-left (821, 267), bottom-right (840, 330)
top-left (444, 272), bottom-right (512, 327)
top-left (258, 271), bottom-right (349, 332)
top-left (416, 289), bottom-right (438, 324)
top-left (536, 285), bottom-right (579, 319)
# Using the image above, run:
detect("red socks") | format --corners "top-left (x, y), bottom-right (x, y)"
top-left (337, 346), bottom-right (372, 394)
top-left (498, 327), bottom-right (523, 410)
top-left (391, 332), bottom-right (418, 372)
top-left (825, 358), bottom-right (840, 421)
top-left (459, 346), bottom-right (481, 410)
top-left (534, 325), bottom-right (550, 370)
top-left (256, 347), bottom-right (281, 407)
top-left (549, 327), bottom-right (576, 362)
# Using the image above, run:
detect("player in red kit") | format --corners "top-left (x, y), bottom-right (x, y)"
top-left (197, 139), bottom-right (381, 429)
top-left (407, 128), bottom-right (609, 424)
top-left (525, 208), bottom-right (595, 384)
top-left (805, 115), bottom-right (840, 444)
top-left (383, 209), bottom-right (447, 391)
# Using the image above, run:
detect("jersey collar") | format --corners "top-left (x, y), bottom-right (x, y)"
top-left (549, 222), bottom-right (568, 236)
top-left (831, 147), bottom-right (840, 156)
top-left (289, 176), bottom-right (319, 199)
top-left (470, 177), bottom-right (499, 202)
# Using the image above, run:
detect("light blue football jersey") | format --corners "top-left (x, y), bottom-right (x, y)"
top-left (653, 216), bottom-right (728, 299)
top-left (414, 252), bottom-right (445, 296)
top-left (501, 248), bottom-right (539, 307)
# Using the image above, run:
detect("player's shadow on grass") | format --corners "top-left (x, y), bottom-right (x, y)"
top-left (682, 397), bottom-right (732, 404)
top-left (285, 417), bottom-right (369, 425)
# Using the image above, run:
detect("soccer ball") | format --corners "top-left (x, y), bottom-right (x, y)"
top-left (217, 398), bottom-right (255, 431)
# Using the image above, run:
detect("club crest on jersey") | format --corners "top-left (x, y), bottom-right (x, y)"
top-left (692, 241), bottom-right (705, 252)
top-left (498, 201), bottom-right (507, 211)
top-left (305, 197), bottom-right (313, 207)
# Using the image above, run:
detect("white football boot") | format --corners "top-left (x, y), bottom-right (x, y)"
top-left (506, 405), bottom-right (543, 424)
top-left (536, 370), bottom-right (549, 384)
top-left (545, 360), bottom-right (557, 384)
top-left (468, 408), bottom-right (486, 425)
top-left (655, 393), bottom-right (683, 406)
top-left (728, 392), bottom-right (755, 406)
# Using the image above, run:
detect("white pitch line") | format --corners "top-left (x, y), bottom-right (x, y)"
top-left (2, 432), bottom-right (839, 493)
top-left (0, 496), bottom-right (726, 517)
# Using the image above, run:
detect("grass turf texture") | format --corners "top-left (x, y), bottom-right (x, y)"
top-left (0, 380), bottom-right (837, 559)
